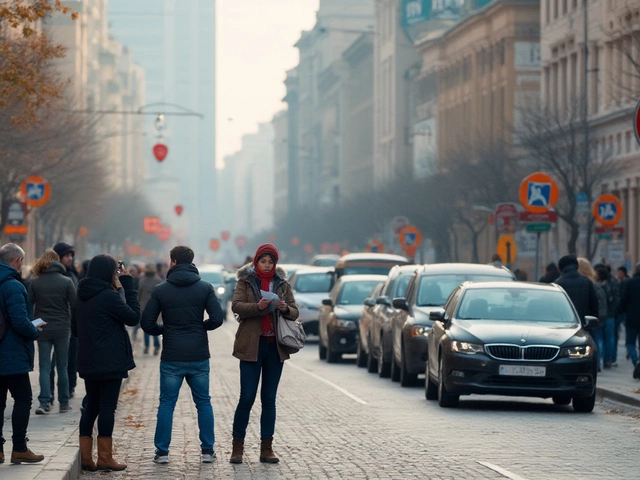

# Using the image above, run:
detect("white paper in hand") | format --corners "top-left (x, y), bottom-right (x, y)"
top-left (260, 290), bottom-right (280, 305)
top-left (32, 318), bottom-right (46, 328)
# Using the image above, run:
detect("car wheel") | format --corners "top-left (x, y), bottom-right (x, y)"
top-left (437, 356), bottom-right (459, 408)
top-left (319, 341), bottom-right (327, 360)
top-left (326, 341), bottom-right (340, 363)
top-left (377, 335), bottom-right (391, 378)
top-left (366, 334), bottom-right (378, 373)
top-left (552, 396), bottom-right (572, 405)
top-left (572, 391), bottom-right (596, 413)
top-left (425, 369), bottom-right (438, 400)
top-left (400, 340), bottom-right (418, 387)
top-left (356, 337), bottom-right (367, 368)
top-left (390, 350), bottom-right (400, 382)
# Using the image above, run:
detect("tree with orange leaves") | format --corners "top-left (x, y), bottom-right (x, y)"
top-left (0, 0), bottom-right (77, 124)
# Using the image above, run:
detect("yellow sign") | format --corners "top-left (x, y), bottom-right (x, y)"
top-left (496, 235), bottom-right (517, 265)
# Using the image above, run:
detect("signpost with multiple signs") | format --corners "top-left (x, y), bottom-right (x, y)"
top-left (398, 225), bottom-right (423, 260)
top-left (518, 172), bottom-right (559, 278)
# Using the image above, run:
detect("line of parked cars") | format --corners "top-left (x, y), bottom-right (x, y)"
top-left (302, 253), bottom-right (599, 413)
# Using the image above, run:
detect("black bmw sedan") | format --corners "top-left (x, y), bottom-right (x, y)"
top-left (426, 282), bottom-right (599, 412)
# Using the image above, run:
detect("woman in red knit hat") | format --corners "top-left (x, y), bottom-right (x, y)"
top-left (230, 244), bottom-right (299, 464)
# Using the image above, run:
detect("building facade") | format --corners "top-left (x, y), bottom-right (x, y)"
top-left (272, 110), bottom-right (289, 224)
top-left (541, 0), bottom-right (640, 265)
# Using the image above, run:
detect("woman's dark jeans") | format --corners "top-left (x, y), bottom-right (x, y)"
top-left (0, 373), bottom-right (32, 451)
top-left (79, 379), bottom-right (122, 437)
top-left (232, 337), bottom-right (284, 440)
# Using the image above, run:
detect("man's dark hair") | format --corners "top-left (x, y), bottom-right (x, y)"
top-left (170, 246), bottom-right (194, 265)
top-left (617, 266), bottom-right (628, 275)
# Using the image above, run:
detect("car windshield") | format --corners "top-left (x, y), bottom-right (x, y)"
top-left (456, 288), bottom-right (577, 323)
top-left (394, 275), bottom-right (412, 297)
top-left (313, 258), bottom-right (337, 267)
top-left (416, 274), bottom-right (512, 307)
top-left (200, 271), bottom-right (224, 284)
top-left (338, 281), bottom-right (382, 305)
top-left (294, 273), bottom-right (332, 293)
top-left (343, 266), bottom-right (394, 275)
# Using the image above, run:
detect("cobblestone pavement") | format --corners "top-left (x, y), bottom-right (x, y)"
top-left (103, 320), bottom-right (640, 480)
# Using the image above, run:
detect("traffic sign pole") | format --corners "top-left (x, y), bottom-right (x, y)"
top-left (534, 232), bottom-right (541, 283)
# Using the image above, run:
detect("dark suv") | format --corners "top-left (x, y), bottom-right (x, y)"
top-left (389, 263), bottom-right (515, 386)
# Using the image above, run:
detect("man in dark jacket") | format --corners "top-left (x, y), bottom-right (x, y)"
top-left (538, 262), bottom-right (561, 284)
top-left (141, 246), bottom-right (224, 465)
top-left (555, 255), bottom-right (599, 322)
top-left (0, 243), bottom-right (44, 464)
top-left (51, 242), bottom-right (79, 400)
top-left (619, 263), bottom-right (640, 378)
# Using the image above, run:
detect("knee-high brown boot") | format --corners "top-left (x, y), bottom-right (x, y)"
top-left (96, 437), bottom-right (126, 471)
top-left (230, 437), bottom-right (244, 464)
top-left (259, 437), bottom-right (279, 463)
top-left (79, 436), bottom-right (97, 471)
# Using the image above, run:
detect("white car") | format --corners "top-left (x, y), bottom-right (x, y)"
top-left (288, 267), bottom-right (334, 336)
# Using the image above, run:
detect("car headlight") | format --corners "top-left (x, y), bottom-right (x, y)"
top-left (216, 286), bottom-right (226, 295)
top-left (410, 325), bottom-right (431, 337)
top-left (451, 341), bottom-right (484, 354)
top-left (336, 319), bottom-right (356, 328)
top-left (561, 345), bottom-right (592, 358)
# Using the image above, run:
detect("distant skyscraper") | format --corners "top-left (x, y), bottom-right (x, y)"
top-left (108, 0), bottom-right (216, 260)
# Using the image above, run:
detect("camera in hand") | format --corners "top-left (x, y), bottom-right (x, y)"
top-left (118, 261), bottom-right (126, 269)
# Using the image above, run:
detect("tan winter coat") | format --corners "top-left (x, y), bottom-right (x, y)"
top-left (231, 264), bottom-right (299, 362)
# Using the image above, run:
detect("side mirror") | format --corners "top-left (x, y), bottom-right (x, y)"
top-left (583, 315), bottom-right (599, 329)
top-left (321, 298), bottom-right (333, 307)
top-left (376, 296), bottom-right (391, 306)
top-left (364, 297), bottom-right (375, 307)
top-left (392, 297), bottom-right (408, 310)
top-left (429, 309), bottom-right (446, 322)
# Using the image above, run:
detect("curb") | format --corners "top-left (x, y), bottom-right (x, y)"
top-left (35, 440), bottom-right (80, 480)
top-left (597, 386), bottom-right (640, 409)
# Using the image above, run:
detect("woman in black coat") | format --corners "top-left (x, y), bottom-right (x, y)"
top-left (71, 255), bottom-right (139, 472)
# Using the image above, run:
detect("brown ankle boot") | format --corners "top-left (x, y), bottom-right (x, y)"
top-left (79, 436), bottom-right (97, 471)
top-left (259, 437), bottom-right (279, 463)
top-left (96, 437), bottom-right (126, 471)
top-left (10, 448), bottom-right (45, 464)
top-left (230, 437), bottom-right (244, 464)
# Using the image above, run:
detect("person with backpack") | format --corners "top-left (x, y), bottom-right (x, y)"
top-left (229, 243), bottom-right (299, 465)
top-left (595, 264), bottom-right (620, 369)
top-left (0, 243), bottom-right (44, 465)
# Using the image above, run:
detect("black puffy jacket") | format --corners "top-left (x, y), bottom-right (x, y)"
top-left (72, 275), bottom-right (140, 379)
top-left (140, 263), bottom-right (223, 362)
top-left (555, 265), bottom-right (599, 322)
top-left (620, 273), bottom-right (640, 328)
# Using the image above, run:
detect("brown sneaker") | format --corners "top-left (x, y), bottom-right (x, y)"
top-left (11, 448), bottom-right (45, 464)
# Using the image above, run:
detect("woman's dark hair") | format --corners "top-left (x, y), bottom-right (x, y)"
top-left (595, 265), bottom-right (609, 282)
top-left (170, 246), bottom-right (194, 265)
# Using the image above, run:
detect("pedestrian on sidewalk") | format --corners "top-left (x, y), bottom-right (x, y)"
top-left (50, 242), bottom-right (79, 402)
top-left (230, 243), bottom-right (299, 464)
top-left (28, 249), bottom-right (76, 414)
top-left (0, 243), bottom-right (45, 465)
top-left (614, 266), bottom-right (631, 366)
top-left (594, 263), bottom-right (620, 369)
top-left (136, 263), bottom-right (162, 355)
top-left (72, 254), bottom-right (140, 472)
top-left (619, 263), bottom-right (640, 379)
top-left (141, 246), bottom-right (224, 465)
top-left (538, 262), bottom-right (560, 284)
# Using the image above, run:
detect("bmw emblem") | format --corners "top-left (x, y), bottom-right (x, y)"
top-left (520, 338), bottom-right (526, 344)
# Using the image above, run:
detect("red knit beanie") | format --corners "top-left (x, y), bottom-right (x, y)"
top-left (253, 243), bottom-right (279, 266)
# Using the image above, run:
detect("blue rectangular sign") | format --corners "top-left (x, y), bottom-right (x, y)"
top-left (402, 0), bottom-right (492, 27)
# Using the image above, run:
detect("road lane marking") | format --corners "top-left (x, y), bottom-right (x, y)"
top-left (287, 361), bottom-right (368, 405)
top-left (477, 462), bottom-right (528, 480)
top-left (220, 324), bottom-right (368, 405)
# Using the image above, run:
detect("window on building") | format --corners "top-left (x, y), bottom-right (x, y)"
top-left (563, 0), bottom-right (568, 16)
top-left (616, 134), bottom-right (622, 155)
top-left (545, 0), bottom-right (551, 24)
top-left (626, 132), bottom-right (632, 153)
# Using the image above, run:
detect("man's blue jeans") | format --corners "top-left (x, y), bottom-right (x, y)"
top-left (603, 317), bottom-right (616, 365)
top-left (591, 324), bottom-right (605, 368)
top-left (626, 326), bottom-right (640, 365)
top-left (37, 332), bottom-right (70, 406)
top-left (155, 360), bottom-right (214, 454)
top-left (232, 337), bottom-right (284, 440)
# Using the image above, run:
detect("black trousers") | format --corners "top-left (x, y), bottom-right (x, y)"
top-left (79, 379), bottom-right (122, 437)
top-left (0, 373), bottom-right (32, 452)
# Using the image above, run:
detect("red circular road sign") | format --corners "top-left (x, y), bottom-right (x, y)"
top-left (366, 240), bottom-right (385, 253)
top-left (221, 231), bottom-right (231, 242)
top-left (174, 205), bottom-right (183, 216)
top-left (20, 176), bottom-right (51, 208)
top-left (153, 143), bottom-right (168, 162)
top-left (157, 225), bottom-right (172, 242)
top-left (494, 203), bottom-right (519, 234)
top-left (592, 194), bottom-right (623, 227)
top-left (235, 236), bottom-right (247, 248)
top-left (304, 244), bottom-right (314, 254)
top-left (634, 99), bottom-right (640, 147)
top-left (209, 239), bottom-right (221, 252)
top-left (519, 172), bottom-right (559, 214)
top-left (291, 237), bottom-right (300, 247)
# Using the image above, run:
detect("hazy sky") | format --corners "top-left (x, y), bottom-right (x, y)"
top-left (216, 1), bottom-right (320, 167)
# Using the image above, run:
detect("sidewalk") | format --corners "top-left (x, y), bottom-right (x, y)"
top-left (2, 336), bottom-right (640, 480)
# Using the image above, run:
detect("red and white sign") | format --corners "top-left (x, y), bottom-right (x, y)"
top-left (209, 239), bottom-right (221, 251)
top-left (391, 216), bottom-right (410, 235)
top-left (157, 225), bottom-right (172, 242)
top-left (143, 216), bottom-right (161, 234)
top-left (235, 236), bottom-right (248, 248)
top-left (519, 210), bottom-right (557, 223)
top-left (494, 203), bottom-right (519, 234)
top-left (595, 226), bottom-right (624, 236)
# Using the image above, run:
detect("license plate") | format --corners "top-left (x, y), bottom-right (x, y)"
top-left (499, 365), bottom-right (546, 377)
